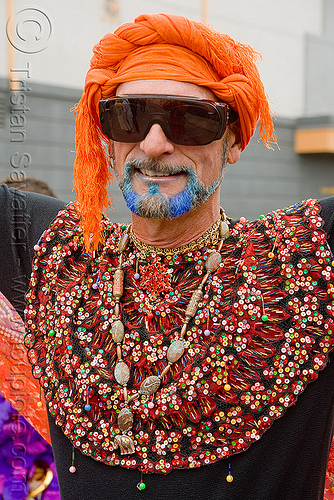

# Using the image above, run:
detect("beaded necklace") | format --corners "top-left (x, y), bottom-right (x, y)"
top-left (111, 211), bottom-right (231, 458)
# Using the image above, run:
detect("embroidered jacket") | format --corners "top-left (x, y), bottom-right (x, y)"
top-left (25, 199), bottom-right (334, 474)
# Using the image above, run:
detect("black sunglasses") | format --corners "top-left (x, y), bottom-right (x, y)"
top-left (99, 95), bottom-right (238, 146)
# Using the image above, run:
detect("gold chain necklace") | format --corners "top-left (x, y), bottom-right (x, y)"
top-left (129, 216), bottom-right (223, 259)
top-left (110, 211), bottom-right (231, 459)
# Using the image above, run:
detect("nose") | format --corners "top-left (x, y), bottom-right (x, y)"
top-left (139, 123), bottom-right (175, 158)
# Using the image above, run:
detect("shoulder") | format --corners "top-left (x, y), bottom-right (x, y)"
top-left (26, 204), bottom-right (122, 313)
top-left (32, 202), bottom-right (123, 262)
top-left (234, 199), bottom-right (325, 237)
top-left (232, 199), bottom-right (332, 266)
top-left (39, 202), bottom-right (121, 244)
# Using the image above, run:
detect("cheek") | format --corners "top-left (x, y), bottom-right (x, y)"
top-left (191, 152), bottom-right (223, 185)
top-left (112, 143), bottom-right (124, 162)
top-left (112, 143), bottom-right (133, 177)
top-left (201, 143), bottom-right (224, 179)
top-left (180, 142), bottom-right (223, 169)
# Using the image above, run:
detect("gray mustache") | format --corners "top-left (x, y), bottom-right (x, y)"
top-left (129, 158), bottom-right (191, 176)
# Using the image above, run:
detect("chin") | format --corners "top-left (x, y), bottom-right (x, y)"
top-left (124, 188), bottom-right (194, 219)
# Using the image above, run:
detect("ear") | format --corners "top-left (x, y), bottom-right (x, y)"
top-left (226, 122), bottom-right (242, 165)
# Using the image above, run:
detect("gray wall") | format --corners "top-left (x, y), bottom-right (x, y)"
top-left (222, 118), bottom-right (334, 220)
top-left (0, 78), bottom-right (333, 225)
top-left (305, 0), bottom-right (334, 116)
top-left (0, 78), bottom-right (77, 201)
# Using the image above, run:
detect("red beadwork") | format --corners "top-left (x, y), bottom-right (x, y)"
top-left (24, 200), bottom-right (334, 475)
top-left (139, 259), bottom-right (173, 296)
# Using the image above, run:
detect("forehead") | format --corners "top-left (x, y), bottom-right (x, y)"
top-left (116, 79), bottom-right (217, 100)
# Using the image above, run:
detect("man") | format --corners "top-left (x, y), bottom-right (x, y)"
top-left (1, 13), bottom-right (334, 500)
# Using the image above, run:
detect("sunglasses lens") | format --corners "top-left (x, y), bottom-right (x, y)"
top-left (100, 100), bottom-right (147, 142)
top-left (168, 103), bottom-right (224, 145)
top-left (99, 97), bottom-right (227, 146)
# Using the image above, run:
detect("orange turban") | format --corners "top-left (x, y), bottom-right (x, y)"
top-left (73, 13), bottom-right (276, 249)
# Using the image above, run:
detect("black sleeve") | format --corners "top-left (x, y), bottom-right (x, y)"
top-left (0, 185), bottom-right (65, 318)
top-left (319, 196), bottom-right (334, 252)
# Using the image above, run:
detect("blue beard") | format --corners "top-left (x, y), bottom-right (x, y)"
top-left (118, 158), bottom-right (226, 220)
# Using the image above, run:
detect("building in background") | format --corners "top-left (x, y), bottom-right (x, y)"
top-left (0, 0), bottom-right (333, 221)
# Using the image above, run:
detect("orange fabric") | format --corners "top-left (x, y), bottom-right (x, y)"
top-left (0, 293), bottom-right (50, 443)
top-left (73, 13), bottom-right (276, 249)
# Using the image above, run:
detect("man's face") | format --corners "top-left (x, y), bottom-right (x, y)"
top-left (112, 80), bottom-right (238, 219)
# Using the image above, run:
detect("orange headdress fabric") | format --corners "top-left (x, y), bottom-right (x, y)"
top-left (73, 13), bottom-right (276, 249)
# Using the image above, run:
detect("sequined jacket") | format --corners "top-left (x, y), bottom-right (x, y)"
top-left (1, 185), bottom-right (334, 500)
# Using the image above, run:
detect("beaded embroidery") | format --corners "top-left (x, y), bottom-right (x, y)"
top-left (25, 199), bottom-right (334, 474)
top-left (138, 258), bottom-right (173, 299)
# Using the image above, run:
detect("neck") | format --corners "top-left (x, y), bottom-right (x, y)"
top-left (131, 194), bottom-right (221, 248)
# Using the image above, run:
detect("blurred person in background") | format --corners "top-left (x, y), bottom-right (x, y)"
top-left (0, 177), bottom-right (57, 198)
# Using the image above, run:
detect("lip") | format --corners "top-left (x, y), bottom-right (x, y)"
top-left (134, 167), bottom-right (186, 182)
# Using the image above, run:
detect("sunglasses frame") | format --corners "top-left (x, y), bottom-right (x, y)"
top-left (99, 94), bottom-right (239, 146)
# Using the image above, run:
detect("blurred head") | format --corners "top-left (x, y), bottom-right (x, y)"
top-left (1, 176), bottom-right (57, 197)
